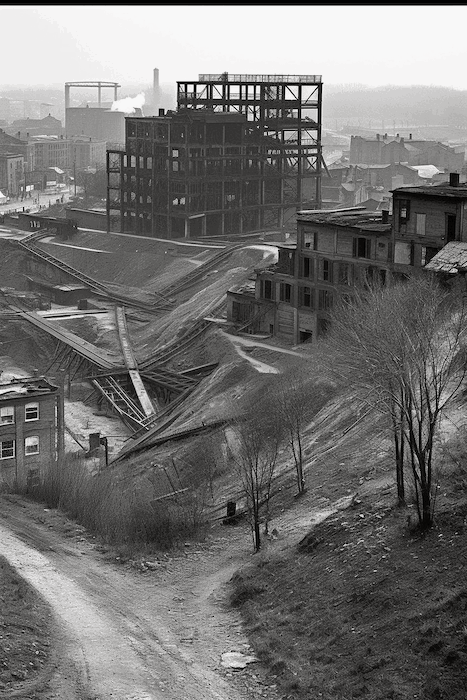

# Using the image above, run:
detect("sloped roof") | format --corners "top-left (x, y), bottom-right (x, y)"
top-left (424, 242), bottom-right (467, 274)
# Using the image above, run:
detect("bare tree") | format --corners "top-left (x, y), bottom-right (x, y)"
top-left (271, 364), bottom-right (331, 494)
top-left (323, 274), bottom-right (467, 529)
top-left (226, 388), bottom-right (284, 551)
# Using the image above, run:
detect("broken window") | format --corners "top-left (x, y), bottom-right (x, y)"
top-left (353, 237), bottom-right (371, 259)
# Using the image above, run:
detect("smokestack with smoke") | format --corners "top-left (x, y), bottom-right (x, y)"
top-left (111, 92), bottom-right (146, 114)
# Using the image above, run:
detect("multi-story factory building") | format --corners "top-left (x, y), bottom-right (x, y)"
top-left (107, 73), bottom-right (322, 239)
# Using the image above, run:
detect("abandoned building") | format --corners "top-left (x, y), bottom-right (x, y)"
top-left (226, 206), bottom-right (392, 344)
top-left (0, 376), bottom-right (64, 490)
top-left (107, 73), bottom-right (323, 239)
top-left (392, 172), bottom-right (467, 272)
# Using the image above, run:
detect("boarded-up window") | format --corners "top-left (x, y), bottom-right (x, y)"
top-left (376, 239), bottom-right (389, 261)
top-left (315, 231), bottom-right (335, 253)
top-left (394, 242), bottom-right (412, 265)
top-left (416, 213), bottom-right (426, 236)
top-left (337, 233), bottom-right (353, 256)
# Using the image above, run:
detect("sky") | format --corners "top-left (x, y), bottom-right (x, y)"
top-left (2, 4), bottom-right (467, 92)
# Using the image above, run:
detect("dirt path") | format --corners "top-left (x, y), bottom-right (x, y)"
top-left (0, 497), bottom-right (281, 700)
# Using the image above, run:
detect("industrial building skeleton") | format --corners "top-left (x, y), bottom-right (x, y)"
top-left (107, 73), bottom-right (322, 238)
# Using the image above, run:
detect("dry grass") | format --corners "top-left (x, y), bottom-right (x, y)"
top-left (230, 468), bottom-right (467, 700)
top-left (28, 454), bottom-right (208, 551)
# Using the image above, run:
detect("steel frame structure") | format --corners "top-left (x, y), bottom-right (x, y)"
top-left (177, 73), bottom-right (323, 225)
top-left (106, 74), bottom-right (322, 238)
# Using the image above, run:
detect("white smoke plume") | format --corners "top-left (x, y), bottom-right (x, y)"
top-left (111, 92), bottom-right (146, 114)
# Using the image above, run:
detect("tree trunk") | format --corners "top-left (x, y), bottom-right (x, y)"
top-left (420, 483), bottom-right (433, 529)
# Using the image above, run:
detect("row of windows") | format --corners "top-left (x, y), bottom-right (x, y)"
top-left (1, 436), bottom-right (39, 459)
top-left (260, 280), bottom-right (333, 310)
top-left (0, 402), bottom-right (39, 425)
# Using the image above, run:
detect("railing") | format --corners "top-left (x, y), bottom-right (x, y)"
top-left (198, 74), bottom-right (322, 83)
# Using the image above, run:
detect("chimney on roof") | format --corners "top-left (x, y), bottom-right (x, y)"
top-left (158, 108), bottom-right (165, 116)
top-left (450, 172), bottom-right (460, 187)
top-left (382, 210), bottom-right (389, 224)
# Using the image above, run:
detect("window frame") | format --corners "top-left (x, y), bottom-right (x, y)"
top-left (279, 282), bottom-right (292, 303)
top-left (24, 435), bottom-right (39, 455)
top-left (0, 439), bottom-right (15, 459)
top-left (0, 406), bottom-right (14, 424)
top-left (24, 402), bottom-right (39, 422)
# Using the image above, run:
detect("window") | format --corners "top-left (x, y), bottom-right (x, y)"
top-left (302, 256), bottom-right (313, 279)
top-left (399, 199), bottom-right (410, 225)
top-left (25, 402), bottom-right (39, 421)
top-left (0, 406), bottom-right (14, 424)
top-left (0, 439), bottom-right (15, 459)
top-left (446, 214), bottom-right (457, 242)
top-left (317, 258), bottom-right (332, 282)
top-left (279, 283), bottom-right (292, 303)
top-left (337, 262), bottom-right (351, 285)
top-left (353, 237), bottom-right (371, 259)
top-left (261, 279), bottom-right (274, 300)
top-left (318, 289), bottom-right (333, 310)
top-left (25, 436), bottom-right (39, 455)
top-left (300, 286), bottom-right (314, 309)
top-left (416, 213), bottom-right (426, 236)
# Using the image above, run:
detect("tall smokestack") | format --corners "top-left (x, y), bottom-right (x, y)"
top-left (153, 68), bottom-right (160, 111)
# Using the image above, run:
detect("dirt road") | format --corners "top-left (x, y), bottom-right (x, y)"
top-left (0, 497), bottom-right (280, 700)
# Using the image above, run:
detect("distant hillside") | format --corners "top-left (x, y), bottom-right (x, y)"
top-left (324, 84), bottom-right (467, 129)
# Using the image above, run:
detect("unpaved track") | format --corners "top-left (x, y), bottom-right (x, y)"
top-left (0, 498), bottom-right (279, 700)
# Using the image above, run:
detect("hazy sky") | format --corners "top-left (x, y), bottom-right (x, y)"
top-left (3, 4), bottom-right (467, 92)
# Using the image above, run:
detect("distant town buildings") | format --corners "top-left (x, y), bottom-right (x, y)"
top-left (350, 134), bottom-right (465, 172)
